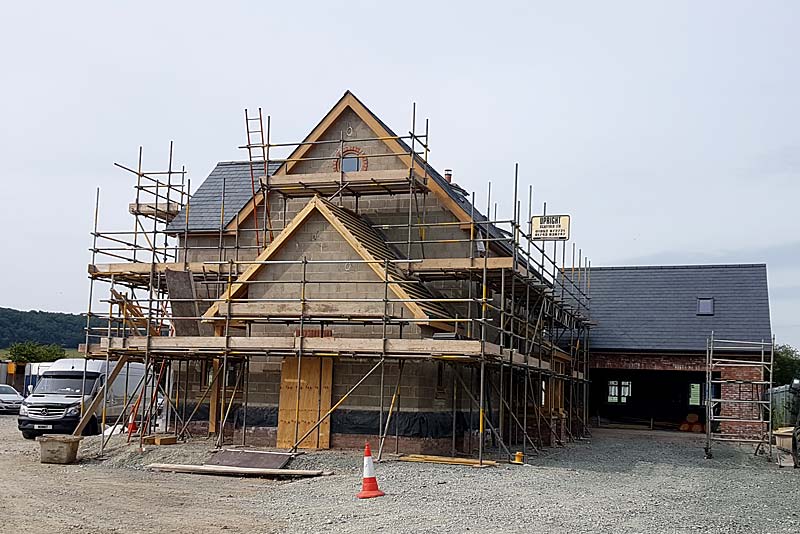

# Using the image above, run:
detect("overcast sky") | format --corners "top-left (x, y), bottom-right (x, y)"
top-left (1, 1), bottom-right (797, 347)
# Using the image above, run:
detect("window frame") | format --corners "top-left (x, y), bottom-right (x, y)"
top-left (607, 379), bottom-right (632, 404)
top-left (341, 155), bottom-right (361, 172)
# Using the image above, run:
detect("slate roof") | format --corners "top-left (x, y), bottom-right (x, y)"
top-left (587, 264), bottom-right (771, 353)
top-left (167, 160), bottom-right (282, 233)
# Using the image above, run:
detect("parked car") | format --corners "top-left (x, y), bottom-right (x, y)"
top-left (18, 358), bottom-right (148, 440)
top-left (0, 384), bottom-right (24, 413)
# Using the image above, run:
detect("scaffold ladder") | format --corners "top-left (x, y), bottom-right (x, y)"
top-left (244, 108), bottom-right (274, 249)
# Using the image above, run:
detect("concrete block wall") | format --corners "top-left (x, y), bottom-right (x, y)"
top-left (290, 108), bottom-right (404, 174)
top-left (246, 210), bottom-right (423, 339)
top-left (332, 359), bottom-right (462, 412)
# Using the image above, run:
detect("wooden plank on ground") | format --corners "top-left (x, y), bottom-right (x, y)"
top-left (146, 463), bottom-right (327, 477)
top-left (206, 450), bottom-right (292, 469)
top-left (398, 454), bottom-right (498, 467)
top-left (154, 435), bottom-right (178, 446)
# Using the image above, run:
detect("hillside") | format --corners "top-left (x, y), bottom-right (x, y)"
top-left (0, 307), bottom-right (88, 349)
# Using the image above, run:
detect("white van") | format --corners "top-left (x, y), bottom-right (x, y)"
top-left (23, 361), bottom-right (53, 395)
top-left (18, 358), bottom-right (148, 439)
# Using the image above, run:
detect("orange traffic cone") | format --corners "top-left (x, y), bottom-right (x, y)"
top-left (356, 442), bottom-right (385, 499)
top-left (126, 412), bottom-right (138, 434)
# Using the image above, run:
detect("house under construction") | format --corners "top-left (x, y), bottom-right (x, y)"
top-left (81, 91), bottom-right (592, 462)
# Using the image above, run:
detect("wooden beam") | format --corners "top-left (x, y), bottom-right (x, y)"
top-left (217, 301), bottom-right (404, 319)
top-left (146, 463), bottom-right (328, 478)
top-left (208, 359), bottom-right (220, 434)
top-left (89, 262), bottom-right (230, 277)
top-left (128, 202), bottom-right (180, 221)
top-left (72, 354), bottom-right (130, 436)
top-left (408, 257), bottom-right (531, 278)
top-left (116, 335), bottom-right (499, 357)
top-left (264, 169), bottom-right (427, 192)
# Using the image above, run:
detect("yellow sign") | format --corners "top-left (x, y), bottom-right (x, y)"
top-left (532, 215), bottom-right (570, 241)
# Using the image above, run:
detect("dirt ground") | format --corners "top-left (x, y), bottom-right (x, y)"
top-left (2, 415), bottom-right (798, 533)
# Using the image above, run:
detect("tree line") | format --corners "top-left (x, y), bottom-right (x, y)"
top-left (0, 307), bottom-right (89, 349)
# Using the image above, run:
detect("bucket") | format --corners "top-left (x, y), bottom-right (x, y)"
top-left (37, 435), bottom-right (84, 464)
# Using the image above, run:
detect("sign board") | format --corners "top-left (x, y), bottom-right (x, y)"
top-left (531, 214), bottom-right (571, 241)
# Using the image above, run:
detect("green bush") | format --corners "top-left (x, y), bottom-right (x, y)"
top-left (7, 341), bottom-right (66, 363)
top-left (774, 343), bottom-right (800, 386)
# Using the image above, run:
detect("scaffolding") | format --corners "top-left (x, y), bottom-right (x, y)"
top-left (704, 333), bottom-right (774, 460)
top-left (80, 98), bottom-right (593, 464)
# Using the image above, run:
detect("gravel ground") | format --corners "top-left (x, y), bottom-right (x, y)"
top-left (2, 414), bottom-right (798, 533)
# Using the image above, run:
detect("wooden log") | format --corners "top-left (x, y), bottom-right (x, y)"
top-left (146, 463), bottom-right (328, 478)
top-left (686, 413), bottom-right (699, 424)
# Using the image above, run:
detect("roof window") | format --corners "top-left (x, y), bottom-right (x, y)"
top-left (697, 297), bottom-right (714, 316)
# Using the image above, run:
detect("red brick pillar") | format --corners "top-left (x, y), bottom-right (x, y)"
top-left (718, 365), bottom-right (764, 439)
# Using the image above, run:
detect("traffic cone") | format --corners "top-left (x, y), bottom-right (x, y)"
top-left (356, 442), bottom-right (385, 499)
top-left (126, 412), bottom-right (138, 434)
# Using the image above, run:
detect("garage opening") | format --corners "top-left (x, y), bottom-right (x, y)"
top-left (590, 369), bottom-right (708, 430)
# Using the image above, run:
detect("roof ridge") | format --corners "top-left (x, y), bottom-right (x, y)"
top-left (590, 263), bottom-right (767, 271)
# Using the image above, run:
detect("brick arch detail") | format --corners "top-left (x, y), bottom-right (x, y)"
top-left (333, 146), bottom-right (368, 172)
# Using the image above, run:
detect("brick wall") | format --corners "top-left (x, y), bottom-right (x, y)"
top-left (591, 352), bottom-right (705, 371)
top-left (591, 351), bottom-right (767, 437)
top-left (718, 364), bottom-right (765, 438)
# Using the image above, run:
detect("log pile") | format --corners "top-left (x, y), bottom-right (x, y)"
top-left (678, 413), bottom-right (704, 433)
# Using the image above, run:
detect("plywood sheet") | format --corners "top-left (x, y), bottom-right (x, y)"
top-left (165, 269), bottom-right (200, 336)
top-left (276, 357), bottom-right (332, 449)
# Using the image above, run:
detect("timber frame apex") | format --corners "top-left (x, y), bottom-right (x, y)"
top-left (224, 90), bottom-right (479, 235)
top-left (203, 195), bottom-right (450, 326)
